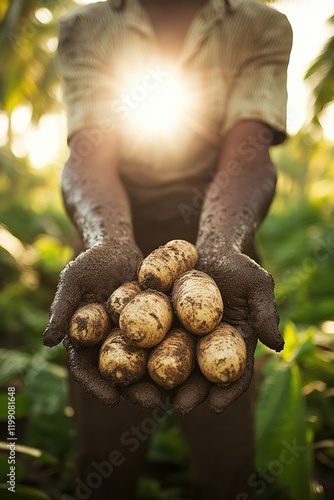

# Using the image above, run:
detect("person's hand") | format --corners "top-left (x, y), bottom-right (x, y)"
top-left (43, 241), bottom-right (163, 409)
top-left (175, 251), bottom-right (283, 415)
top-left (63, 334), bottom-right (163, 409)
top-left (201, 251), bottom-right (283, 413)
top-left (43, 241), bottom-right (142, 347)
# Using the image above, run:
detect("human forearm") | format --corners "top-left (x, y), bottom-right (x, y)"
top-left (62, 162), bottom-right (135, 249)
top-left (196, 148), bottom-right (277, 255)
top-left (62, 132), bottom-right (136, 249)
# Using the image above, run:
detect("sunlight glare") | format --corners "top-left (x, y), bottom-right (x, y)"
top-left (319, 103), bottom-right (334, 144)
top-left (0, 226), bottom-right (26, 261)
top-left (0, 226), bottom-right (36, 266)
top-left (27, 115), bottom-right (61, 169)
top-left (321, 321), bottom-right (334, 334)
top-left (11, 137), bottom-right (28, 158)
top-left (11, 105), bottom-right (32, 135)
top-left (44, 37), bottom-right (58, 53)
top-left (35, 8), bottom-right (53, 24)
top-left (274, 0), bottom-right (334, 137)
top-left (0, 111), bottom-right (9, 146)
top-left (74, 0), bottom-right (107, 4)
top-left (125, 71), bottom-right (190, 135)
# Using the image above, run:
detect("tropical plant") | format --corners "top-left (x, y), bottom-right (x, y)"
top-left (0, 0), bottom-right (77, 119)
top-left (305, 15), bottom-right (334, 126)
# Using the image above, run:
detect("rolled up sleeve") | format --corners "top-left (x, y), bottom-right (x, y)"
top-left (57, 5), bottom-right (117, 138)
top-left (222, 10), bottom-right (293, 144)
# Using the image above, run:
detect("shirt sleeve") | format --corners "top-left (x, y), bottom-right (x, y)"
top-left (222, 8), bottom-right (293, 145)
top-left (57, 4), bottom-right (118, 139)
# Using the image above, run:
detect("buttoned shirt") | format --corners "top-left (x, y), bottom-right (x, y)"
top-left (57, 0), bottom-right (292, 220)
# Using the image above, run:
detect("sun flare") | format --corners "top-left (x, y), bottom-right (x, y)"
top-left (121, 68), bottom-right (190, 136)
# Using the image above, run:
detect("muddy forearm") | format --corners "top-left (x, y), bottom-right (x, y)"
top-left (62, 134), bottom-right (135, 250)
top-left (196, 151), bottom-right (277, 255)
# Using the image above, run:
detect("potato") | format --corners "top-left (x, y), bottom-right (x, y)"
top-left (172, 270), bottom-right (223, 335)
top-left (148, 328), bottom-right (196, 389)
top-left (119, 289), bottom-right (173, 348)
top-left (197, 323), bottom-right (247, 383)
top-left (98, 329), bottom-right (147, 386)
top-left (69, 303), bottom-right (110, 346)
top-left (106, 281), bottom-right (142, 325)
top-left (137, 239), bottom-right (198, 293)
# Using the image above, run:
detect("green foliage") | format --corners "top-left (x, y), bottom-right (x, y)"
top-left (305, 15), bottom-right (334, 126)
top-left (0, 348), bottom-right (74, 495)
top-left (256, 324), bottom-right (313, 500)
top-left (0, 484), bottom-right (52, 500)
top-left (259, 135), bottom-right (334, 326)
top-left (0, 0), bottom-right (77, 119)
top-left (135, 414), bottom-right (191, 499)
top-left (254, 321), bottom-right (334, 499)
top-left (0, 143), bottom-right (73, 350)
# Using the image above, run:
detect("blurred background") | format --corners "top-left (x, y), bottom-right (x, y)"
top-left (0, 0), bottom-right (333, 499)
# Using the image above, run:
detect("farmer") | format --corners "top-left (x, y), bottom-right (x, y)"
top-left (43, 0), bottom-right (292, 498)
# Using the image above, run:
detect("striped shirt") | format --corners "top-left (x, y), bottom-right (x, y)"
top-left (57, 0), bottom-right (292, 220)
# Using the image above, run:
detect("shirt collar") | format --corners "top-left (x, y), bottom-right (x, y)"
top-left (110, 0), bottom-right (237, 34)
top-left (212, 0), bottom-right (237, 17)
top-left (124, 0), bottom-right (155, 38)
top-left (109, 0), bottom-right (237, 64)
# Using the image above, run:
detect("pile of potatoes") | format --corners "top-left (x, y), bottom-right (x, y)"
top-left (69, 240), bottom-right (247, 393)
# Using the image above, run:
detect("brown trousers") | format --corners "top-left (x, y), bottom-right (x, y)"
top-left (69, 377), bottom-right (256, 500)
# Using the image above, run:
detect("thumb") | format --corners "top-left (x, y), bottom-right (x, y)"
top-left (248, 273), bottom-right (284, 352)
top-left (43, 277), bottom-right (82, 347)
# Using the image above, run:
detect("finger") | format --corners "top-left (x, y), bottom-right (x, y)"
top-left (248, 273), bottom-right (284, 352)
top-left (43, 271), bottom-right (82, 347)
top-left (64, 336), bottom-right (120, 407)
top-left (122, 381), bottom-right (162, 409)
top-left (174, 369), bottom-right (213, 416)
top-left (208, 336), bottom-right (257, 415)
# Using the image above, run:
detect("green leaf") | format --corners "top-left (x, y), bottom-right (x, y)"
top-left (0, 349), bottom-right (30, 385)
top-left (302, 351), bottom-right (334, 386)
top-left (281, 322), bottom-right (299, 362)
top-left (256, 358), bottom-right (312, 500)
top-left (0, 484), bottom-right (51, 499)
top-left (0, 441), bottom-right (58, 465)
top-left (24, 361), bottom-right (72, 458)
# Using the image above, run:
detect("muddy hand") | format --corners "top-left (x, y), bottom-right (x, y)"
top-left (43, 242), bottom-right (142, 347)
top-left (197, 252), bottom-right (283, 414)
